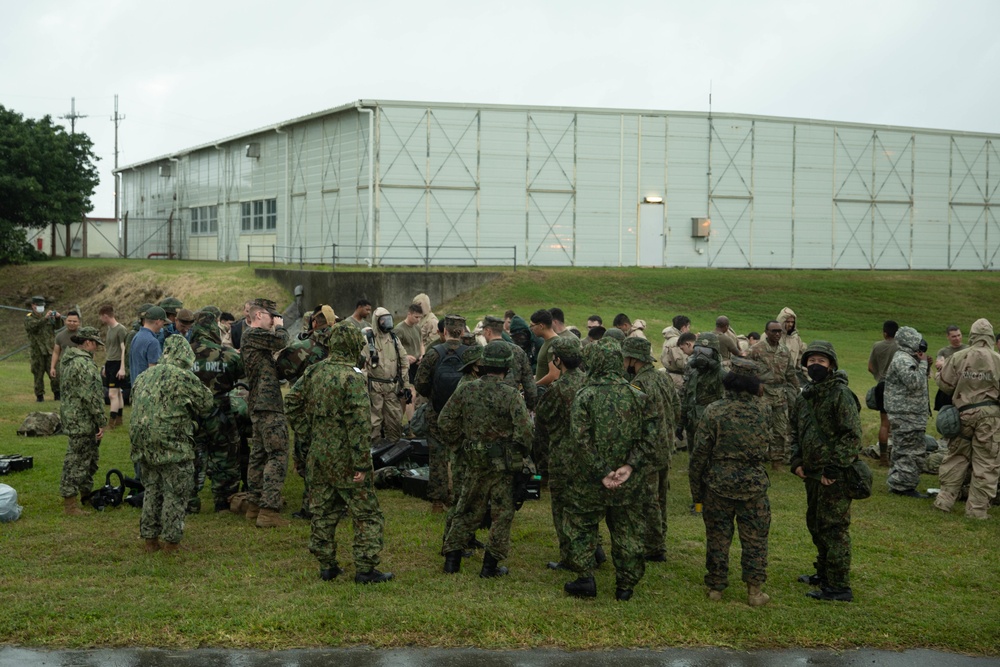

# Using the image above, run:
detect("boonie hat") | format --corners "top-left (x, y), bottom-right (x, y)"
top-left (460, 344), bottom-right (484, 371)
top-left (176, 308), bottom-right (195, 325)
top-left (549, 335), bottom-right (582, 363)
top-left (482, 340), bottom-right (512, 369)
top-left (621, 337), bottom-right (655, 363)
top-left (72, 326), bottom-right (105, 346)
top-left (158, 296), bottom-right (184, 314)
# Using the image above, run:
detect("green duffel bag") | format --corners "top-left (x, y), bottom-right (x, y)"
top-left (936, 404), bottom-right (961, 439)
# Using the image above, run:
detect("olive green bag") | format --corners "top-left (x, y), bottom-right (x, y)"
top-left (844, 458), bottom-right (873, 500)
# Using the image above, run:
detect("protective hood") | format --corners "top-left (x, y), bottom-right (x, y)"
top-left (777, 307), bottom-right (797, 327)
top-left (373, 306), bottom-right (391, 319)
top-left (969, 318), bottom-right (995, 348)
top-left (328, 321), bottom-right (365, 363)
top-left (161, 335), bottom-right (195, 370)
top-left (895, 326), bottom-right (922, 354)
top-left (662, 326), bottom-right (679, 342)
top-left (189, 311), bottom-right (222, 346)
top-left (584, 338), bottom-right (624, 380)
top-left (508, 315), bottom-right (530, 334)
top-left (412, 293), bottom-right (431, 316)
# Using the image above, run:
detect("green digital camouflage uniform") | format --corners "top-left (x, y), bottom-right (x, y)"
top-left (789, 341), bottom-right (862, 594)
top-left (285, 324), bottom-right (386, 572)
top-left (564, 338), bottom-right (657, 592)
top-left (415, 337), bottom-right (468, 504)
top-left (189, 311), bottom-right (246, 510)
top-left (24, 300), bottom-right (61, 398)
top-left (441, 344), bottom-right (484, 536)
top-left (438, 343), bottom-right (533, 562)
top-left (681, 333), bottom-right (725, 445)
top-left (690, 380), bottom-right (772, 592)
top-left (748, 337), bottom-right (799, 464)
top-left (883, 326), bottom-right (930, 493)
top-left (534, 336), bottom-right (587, 565)
top-left (58, 344), bottom-right (107, 499)
top-left (242, 319), bottom-right (291, 511)
top-left (623, 337), bottom-right (680, 561)
top-left (130, 336), bottom-right (214, 544)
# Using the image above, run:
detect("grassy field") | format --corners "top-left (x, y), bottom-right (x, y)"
top-left (1, 260), bottom-right (999, 654)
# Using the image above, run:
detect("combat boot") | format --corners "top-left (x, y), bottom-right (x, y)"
top-left (355, 569), bottom-right (394, 584)
top-left (747, 584), bottom-right (770, 607)
top-left (319, 566), bottom-right (345, 581)
top-left (806, 586), bottom-right (853, 602)
top-left (479, 552), bottom-right (509, 578)
top-left (143, 538), bottom-right (161, 553)
top-left (63, 496), bottom-right (90, 516)
top-left (35, 394), bottom-right (44, 403)
top-left (878, 442), bottom-right (889, 467)
top-left (706, 588), bottom-right (723, 601)
top-left (564, 577), bottom-right (597, 598)
top-left (443, 550), bottom-right (463, 574)
top-left (594, 545), bottom-right (607, 566)
top-left (256, 508), bottom-right (290, 528)
top-left (161, 541), bottom-right (180, 554)
top-left (245, 502), bottom-right (261, 521)
top-left (615, 588), bottom-right (633, 602)
top-left (53, 391), bottom-right (60, 401)
top-left (292, 507), bottom-right (313, 520)
top-left (214, 499), bottom-right (230, 513)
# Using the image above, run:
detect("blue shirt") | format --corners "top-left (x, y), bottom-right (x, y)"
top-left (130, 327), bottom-right (162, 386)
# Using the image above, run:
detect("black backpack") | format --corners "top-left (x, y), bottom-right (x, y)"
top-left (430, 343), bottom-right (469, 412)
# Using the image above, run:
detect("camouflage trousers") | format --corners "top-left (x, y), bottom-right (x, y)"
top-left (308, 480), bottom-right (384, 571)
top-left (193, 408), bottom-right (242, 509)
top-left (804, 477), bottom-right (852, 589)
top-left (141, 460), bottom-right (194, 544)
top-left (29, 349), bottom-right (57, 398)
top-left (369, 386), bottom-right (403, 443)
top-left (643, 467), bottom-right (669, 559)
top-left (548, 477), bottom-right (572, 564)
top-left (426, 419), bottom-right (449, 504)
top-left (59, 434), bottom-right (100, 498)
top-left (292, 435), bottom-right (311, 512)
top-left (442, 466), bottom-right (515, 560)
top-left (564, 498), bottom-right (646, 589)
top-left (442, 450), bottom-right (471, 548)
top-left (886, 424), bottom-right (928, 492)
top-left (935, 407), bottom-right (1000, 518)
top-left (761, 393), bottom-right (790, 463)
top-left (247, 410), bottom-right (289, 510)
top-left (703, 489), bottom-right (770, 590)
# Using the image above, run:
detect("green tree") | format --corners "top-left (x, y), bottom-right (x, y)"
top-left (0, 105), bottom-right (99, 261)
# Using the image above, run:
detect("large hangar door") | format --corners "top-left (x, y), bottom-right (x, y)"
top-left (526, 112), bottom-right (576, 266)
top-left (707, 120), bottom-right (754, 267)
top-left (638, 203), bottom-right (664, 266)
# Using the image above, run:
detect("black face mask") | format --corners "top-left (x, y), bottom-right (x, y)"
top-left (625, 363), bottom-right (637, 378)
top-left (807, 364), bottom-right (830, 382)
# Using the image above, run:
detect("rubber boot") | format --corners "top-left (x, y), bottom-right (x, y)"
top-left (707, 588), bottom-right (723, 601)
top-left (143, 538), bottom-right (161, 553)
top-left (443, 550), bottom-right (463, 574)
top-left (245, 502), bottom-right (261, 521)
top-left (479, 551), bottom-right (509, 578)
top-left (63, 496), bottom-right (90, 516)
top-left (161, 541), bottom-right (179, 554)
top-left (878, 442), bottom-right (889, 468)
top-left (256, 508), bottom-right (290, 528)
top-left (564, 576), bottom-right (597, 598)
top-left (747, 584), bottom-right (770, 607)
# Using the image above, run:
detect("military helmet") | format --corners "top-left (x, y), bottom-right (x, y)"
top-left (603, 328), bottom-right (626, 342)
top-left (694, 332), bottom-right (721, 354)
top-left (621, 336), bottom-right (655, 364)
top-left (801, 340), bottom-right (838, 369)
top-left (549, 335), bottom-right (582, 363)
top-left (460, 344), bottom-right (484, 371)
top-left (482, 340), bottom-right (513, 369)
top-left (936, 405), bottom-right (961, 439)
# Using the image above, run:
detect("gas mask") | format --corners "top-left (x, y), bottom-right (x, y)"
top-left (377, 315), bottom-right (393, 333)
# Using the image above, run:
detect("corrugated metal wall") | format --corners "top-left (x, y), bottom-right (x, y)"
top-left (118, 101), bottom-right (1000, 269)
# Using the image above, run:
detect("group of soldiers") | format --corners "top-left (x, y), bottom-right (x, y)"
top-left (27, 288), bottom-right (999, 603)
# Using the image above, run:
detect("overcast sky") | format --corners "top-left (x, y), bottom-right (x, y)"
top-left (3, 0), bottom-right (998, 218)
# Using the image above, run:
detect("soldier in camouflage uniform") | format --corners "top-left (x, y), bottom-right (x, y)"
top-left (285, 323), bottom-right (393, 584)
top-left (534, 336), bottom-right (587, 570)
top-left (58, 327), bottom-right (107, 516)
top-left (442, 343), bottom-right (484, 543)
top-left (242, 298), bottom-right (291, 528)
top-left (622, 336), bottom-right (679, 563)
top-left (415, 314), bottom-right (469, 511)
top-left (790, 341), bottom-right (862, 603)
top-left (155, 296), bottom-right (184, 347)
top-left (884, 326), bottom-right (931, 497)
top-left (24, 295), bottom-right (62, 401)
top-left (438, 341), bottom-right (533, 577)
top-left (748, 320), bottom-right (800, 471)
top-left (189, 309), bottom-right (246, 512)
top-left (681, 332), bottom-right (726, 445)
top-left (690, 358), bottom-right (772, 606)
top-left (130, 336), bottom-right (214, 552)
top-left (562, 338), bottom-right (657, 601)
top-left (481, 315), bottom-right (537, 410)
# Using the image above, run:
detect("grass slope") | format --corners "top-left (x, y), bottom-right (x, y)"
top-left (1, 261), bottom-right (999, 653)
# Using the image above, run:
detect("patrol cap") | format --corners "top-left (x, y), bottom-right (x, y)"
top-left (176, 308), bottom-right (195, 325)
top-left (729, 357), bottom-right (761, 378)
top-left (603, 327), bottom-right (626, 342)
top-left (801, 340), bottom-right (838, 369)
top-left (621, 336), bottom-right (655, 364)
top-left (158, 296), bottom-right (184, 314)
top-left (460, 344), bottom-right (484, 371)
top-left (481, 340), bottom-right (513, 369)
top-left (30, 295), bottom-right (46, 305)
top-left (482, 315), bottom-right (505, 329)
top-left (144, 306), bottom-right (167, 322)
top-left (549, 335), bottom-right (582, 363)
top-left (252, 298), bottom-right (281, 317)
top-left (443, 314), bottom-right (466, 328)
top-left (71, 326), bottom-right (105, 346)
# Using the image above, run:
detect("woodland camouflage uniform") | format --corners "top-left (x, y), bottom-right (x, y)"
top-left (189, 310), bottom-right (246, 511)
top-left (690, 359), bottom-right (772, 595)
top-left (438, 342), bottom-right (533, 563)
top-left (130, 336), bottom-right (213, 544)
top-left (884, 326), bottom-right (931, 493)
top-left (58, 339), bottom-right (107, 500)
top-left (242, 305), bottom-right (290, 511)
top-left (789, 341), bottom-right (862, 598)
top-left (564, 338), bottom-right (657, 594)
top-left (24, 297), bottom-right (61, 399)
top-left (285, 323), bottom-right (387, 573)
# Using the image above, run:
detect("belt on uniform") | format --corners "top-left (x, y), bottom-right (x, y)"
top-left (958, 400), bottom-right (999, 413)
top-left (368, 376), bottom-right (398, 384)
